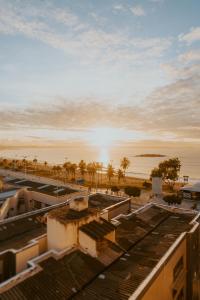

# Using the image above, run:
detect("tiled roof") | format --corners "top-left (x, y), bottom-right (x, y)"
top-left (73, 206), bottom-right (195, 300)
top-left (80, 218), bottom-right (115, 240)
top-left (0, 206), bottom-right (196, 300)
top-left (0, 250), bottom-right (104, 300)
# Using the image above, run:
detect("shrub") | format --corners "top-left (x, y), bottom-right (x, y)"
top-left (163, 194), bottom-right (182, 205)
top-left (111, 186), bottom-right (120, 193)
top-left (142, 181), bottom-right (152, 189)
top-left (124, 186), bottom-right (141, 197)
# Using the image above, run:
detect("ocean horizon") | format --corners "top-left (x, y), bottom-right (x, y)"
top-left (1, 144), bottom-right (199, 182)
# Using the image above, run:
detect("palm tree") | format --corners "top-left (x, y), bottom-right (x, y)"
top-left (70, 163), bottom-right (77, 180)
top-left (120, 157), bottom-right (130, 180)
top-left (79, 160), bottom-right (87, 178)
top-left (117, 169), bottom-right (124, 184)
top-left (107, 163), bottom-right (115, 184)
top-left (87, 163), bottom-right (93, 182)
top-left (33, 157), bottom-right (37, 172)
top-left (91, 162), bottom-right (97, 185)
top-left (95, 162), bottom-right (103, 187)
top-left (2, 159), bottom-right (8, 168)
top-left (63, 161), bottom-right (71, 180)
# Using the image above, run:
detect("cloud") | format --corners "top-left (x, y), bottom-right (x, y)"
top-left (113, 4), bottom-right (125, 11)
top-left (0, 1), bottom-right (171, 66)
top-left (149, 0), bottom-right (164, 3)
top-left (179, 27), bottom-right (200, 44)
top-left (130, 5), bottom-right (146, 16)
top-left (0, 99), bottom-right (142, 132)
top-left (178, 50), bottom-right (200, 63)
top-left (1, 61), bottom-right (200, 142)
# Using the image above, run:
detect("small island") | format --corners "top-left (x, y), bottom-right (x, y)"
top-left (135, 154), bottom-right (166, 157)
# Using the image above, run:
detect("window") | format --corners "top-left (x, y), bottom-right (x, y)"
top-left (173, 257), bottom-right (184, 281)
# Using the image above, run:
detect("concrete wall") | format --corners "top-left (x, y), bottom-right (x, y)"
top-left (135, 237), bottom-right (187, 300)
top-left (101, 198), bottom-right (131, 221)
top-left (79, 231), bottom-right (97, 257)
top-left (36, 235), bottom-right (47, 254)
top-left (47, 213), bottom-right (99, 251)
top-left (15, 244), bottom-right (39, 273)
top-left (47, 218), bottom-right (77, 250)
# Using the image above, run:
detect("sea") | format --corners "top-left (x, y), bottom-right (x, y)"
top-left (0, 144), bottom-right (200, 182)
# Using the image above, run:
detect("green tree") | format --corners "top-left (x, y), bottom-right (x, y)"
top-left (124, 186), bottom-right (141, 197)
top-left (142, 181), bottom-right (152, 189)
top-left (70, 163), bottom-right (77, 180)
top-left (111, 186), bottom-right (120, 194)
top-left (117, 169), bottom-right (124, 184)
top-left (107, 163), bottom-right (115, 184)
top-left (151, 158), bottom-right (181, 189)
top-left (120, 157), bottom-right (130, 179)
top-left (163, 194), bottom-right (182, 205)
top-left (150, 167), bottom-right (163, 178)
top-left (79, 160), bottom-right (87, 178)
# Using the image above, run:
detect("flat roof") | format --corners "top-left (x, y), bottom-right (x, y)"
top-left (0, 211), bottom-right (47, 252)
top-left (88, 194), bottom-right (127, 210)
top-left (7, 178), bottom-right (78, 196)
top-left (48, 206), bottom-right (98, 224)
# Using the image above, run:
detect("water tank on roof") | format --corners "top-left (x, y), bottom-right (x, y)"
top-left (152, 177), bottom-right (162, 195)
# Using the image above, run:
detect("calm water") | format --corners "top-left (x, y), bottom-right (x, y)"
top-left (1, 144), bottom-right (200, 181)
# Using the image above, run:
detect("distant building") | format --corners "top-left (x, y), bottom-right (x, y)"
top-left (180, 182), bottom-right (200, 201)
top-left (0, 177), bottom-right (84, 220)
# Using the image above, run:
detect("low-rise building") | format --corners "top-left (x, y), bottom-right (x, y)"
top-left (0, 196), bottom-right (199, 300)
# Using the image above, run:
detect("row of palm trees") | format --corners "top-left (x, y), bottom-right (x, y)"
top-left (0, 156), bottom-right (130, 186)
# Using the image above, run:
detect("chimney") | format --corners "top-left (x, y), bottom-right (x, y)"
top-left (69, 195), bottom-right (88, 212)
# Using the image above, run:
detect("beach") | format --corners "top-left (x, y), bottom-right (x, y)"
top-left (0, 144), bottom-right (200, 181)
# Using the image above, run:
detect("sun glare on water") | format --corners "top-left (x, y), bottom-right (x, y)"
top-left (87, 127), bottom-right (131, 166)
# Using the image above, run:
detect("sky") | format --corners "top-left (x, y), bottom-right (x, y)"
top-left (0, 0), bottom-right (200, 147)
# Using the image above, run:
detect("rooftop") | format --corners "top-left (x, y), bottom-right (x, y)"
top-left (0, 205), bottom-right (196, 299)
top-left (6, 178), bottom-right (78, 196)
top-left (80, 218), bottom-right (115, 240)
top-left (88, 194), bottom-right (127, 210)
top-left (0, 189), bottom-right (20, 207)
top-left (0, 211), bottom-right (47, 252)
top-left (48, 206), bottom-right (98, 224)
top-left (0, 250), bottom-right (105, 300)
top-left (0, 200), bottom-right (70, 252)
top-left (73, 206), bottom-right (195, 299)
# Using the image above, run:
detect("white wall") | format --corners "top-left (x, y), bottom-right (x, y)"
top-left (79, 231), bottom-right (97, 257)
top-left (15, 244), bottom-right (39, 273)
top-left (152, 177), bottom-right (162, 195)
